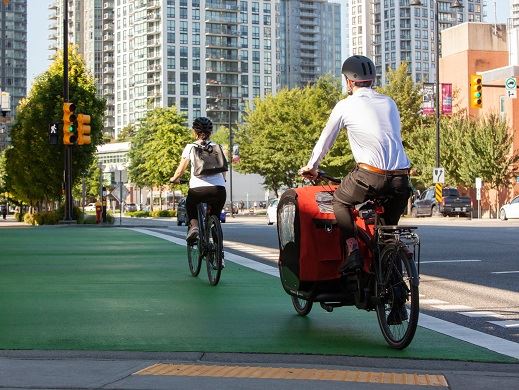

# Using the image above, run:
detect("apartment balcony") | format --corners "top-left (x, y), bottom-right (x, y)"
top-left (205, 1), bottom-right (239, 12)
top-left (103, 77), bottom-right (114, 84)
top-left (103, 88), bottom-right (114, 96)
top-left (103, 11), bottom-right (114, 20)
top-left (147, 0), bottom-right (161, 9)
top-left (48, 2), bottom-right (57, 10)
top-left (205, 15), bottom-right (238, 24)
top-left (147, 38), bottom-right (160, 47)
top-left (104, 33), bottom-right (114, 41)
top-left (104, 56), bottom-right (114, 63)
top-left (103, 23), bottom-right (114, 31)
top-left (49, 11), bottom-right (57, 20)
top-left (104, 1), bottom-right (114, 10)
top-left (104, 66), bottom-right (114, 74)
top-left (104, 44), bottom-right (114, 51)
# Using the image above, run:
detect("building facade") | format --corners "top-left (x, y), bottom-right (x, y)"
top-left (277, 0), bottom-right (342, 89)
top-left (49, 0), bottom-right (281, 137)
top-left (349, 0), bottom-right (484, 84)
top-left (0, 0), bottom-right (27, 149)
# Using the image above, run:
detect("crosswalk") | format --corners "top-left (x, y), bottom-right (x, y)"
top-left (420, 296), bottom-right (519, 329)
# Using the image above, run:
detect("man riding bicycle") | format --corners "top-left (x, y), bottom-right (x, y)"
top-left (170, 117), bottom-right (227, 244)
top-left (299, 55), bottom-right (411, 275)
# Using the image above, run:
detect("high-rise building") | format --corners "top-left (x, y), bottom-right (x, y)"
top-left (0, 0), bottom-right (27, 149)
top-left (349, 0), bottom-right (484, 84)
top-left (49, 0), bottom-right (115, 138)
top-left (278, 0), bottom-right (342, 89)
top-left (49, 0), bottom-right (278, 137)
top-left (511, 0), bottom-right (519, 28)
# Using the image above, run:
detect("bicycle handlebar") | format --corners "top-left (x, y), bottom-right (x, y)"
top-left (317, 170), bottom-right (341, 185)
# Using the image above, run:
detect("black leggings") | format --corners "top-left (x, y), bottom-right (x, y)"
top-left (332, 167), bottom-right (411, 240)
top-left (186, 186), bottom-right (226, 222)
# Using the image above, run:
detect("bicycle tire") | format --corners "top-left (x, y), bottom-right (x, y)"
top-left (291, 295), bottom-right (313, 316)
top-left (187, 239), bottom-right (202, 277)
top-left (206, 215), bottom-right (223, 286)
top-left (376, 242), bottom-right (419, 349)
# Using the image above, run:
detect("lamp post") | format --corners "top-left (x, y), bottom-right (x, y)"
top-left (228, 96), bottom-right (234, 218)
top-left (410, 0), bottom-right (463, 169)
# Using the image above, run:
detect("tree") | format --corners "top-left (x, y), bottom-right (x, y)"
top-left (234, 75), bottom-right (346, 195)
top-left (376, 62), bottom-right (424, 147)
top-left (128, 106), bottom-right (191, 191)
top-left (459, 114), bottom-right (519, 213)
top-left (5, 45), bottom-right (105, 208)
top-left (117, 123), bottom-right (137, 142)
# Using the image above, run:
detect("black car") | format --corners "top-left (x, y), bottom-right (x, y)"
top-left (176, 197), bottom-right (226, 226)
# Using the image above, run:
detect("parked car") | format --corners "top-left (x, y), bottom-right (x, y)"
top-left (266, 198), bottom-right (279, 225)
top-left (125, 203), bottom-right (137, 212)
top-left (176, 198), bottom-right (227, 226)
top-left (176, 198), bottom-right (188, 226)
top-left (411, 187), bottom-right (472, 218)
top-left (84, 203), bottom-right (97, 212)
top-left (224, 202), bottom-right (239, 215)
top-left (499, 195), bottom-right (519, 220)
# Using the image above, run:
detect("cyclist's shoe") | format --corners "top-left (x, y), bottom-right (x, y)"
top-left (186, 226), bottom-right (199, 244)
top-left (387, 304), bottom-right (408, 325)
top-left (340, 249), bottom-right (362, 274)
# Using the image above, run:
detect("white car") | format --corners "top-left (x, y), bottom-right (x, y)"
top-left (499, 195), bottom-right (519, 220)
top-left (266, 198), bottom-right (279, 225)
top-left (84, 203), bottom-right (97, 212)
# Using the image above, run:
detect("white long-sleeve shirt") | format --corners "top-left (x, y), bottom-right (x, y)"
top-left (307, 88), bottom-right (410, 171)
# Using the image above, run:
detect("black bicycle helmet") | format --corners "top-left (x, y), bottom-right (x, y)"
top-left (341, 55), bottom-right (376, 82)
top-left (192, 116), bottom-right (213, 134)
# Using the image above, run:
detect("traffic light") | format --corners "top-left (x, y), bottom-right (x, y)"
top-left (77, 113), bottom-right (91, 145)
top-left (470, 74), bottom-right (483, 109)
top-left (62, 102), bottom-right (77, 145)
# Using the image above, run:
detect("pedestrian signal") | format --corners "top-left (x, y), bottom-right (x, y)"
top-left (62, 102), bottom-right (77, 144)
top-left (470, 74), bottom-right (483, 109)
top-left (77, 114), bottom-right (91, 145)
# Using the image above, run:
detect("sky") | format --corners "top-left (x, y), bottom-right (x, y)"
top-left (26, 0), bottom-right (512, 92)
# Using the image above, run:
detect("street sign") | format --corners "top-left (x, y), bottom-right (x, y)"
top-left (110, 184), bottom-right (129, 203)
top-left (505, 77), bottom-right (517, 99)
top-left (435, 183), bottom-right (443, 203)
top-left (432, 167), bottom-right (445, 184)
top-left (475, 177), bottom-right (482, 189)
top-left (49, 122), bottom-right (59, 145)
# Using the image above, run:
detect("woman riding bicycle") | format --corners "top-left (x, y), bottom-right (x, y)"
top-left (170, 117), bottom-right (227, 243)
top-left (299, 55), bottom-right (412, 275)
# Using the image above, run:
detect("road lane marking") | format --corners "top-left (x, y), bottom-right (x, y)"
top-left (421, 260), bottom-right (482, 264)
top-left (431, 304), bottom-right (473, 311)
top-left (459, 311), bottom-right (506, 318)
top-left (420, 299), bottom-right (448, 305)
top-left (487, 320), bottom-right (519, 328)
top-left (134, 363), bottom-right (448, 386)
top-left (131, 228), bottom-right (519, 360)
top-left (491, 271), bottom-right (519, 274)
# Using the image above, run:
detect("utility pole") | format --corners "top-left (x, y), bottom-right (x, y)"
top-left (228, 96), bottom-right (234, 218)
top-left (62, 0), bottom-right (74, 222)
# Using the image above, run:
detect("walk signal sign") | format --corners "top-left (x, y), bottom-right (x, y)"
top-left (470, 74), bottom-right (483, 109)
top-left (77, 113), bottom-right (91, 145)
top-left (62, 102), bottom-right (77, 145)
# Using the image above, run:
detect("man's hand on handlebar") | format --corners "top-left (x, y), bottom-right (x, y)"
top-left (298, 166), bottom-right (319, 181)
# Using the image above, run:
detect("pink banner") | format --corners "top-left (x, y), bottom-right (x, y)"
top-left (441, 83), bottom-right (453, 115)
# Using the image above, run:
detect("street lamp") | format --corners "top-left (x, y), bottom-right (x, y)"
top-left (410, 0), bottom-right (463, 169)
top-left (227, 96), bottom-right (234, 218)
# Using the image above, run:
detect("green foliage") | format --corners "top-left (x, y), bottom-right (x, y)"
top-left (234, 75), bottom-right (347, 194)
top-left (150, 209), bottom-right (175, 217)
top-left (5, 45), bottom-right (105, 205)
top-left (128, 107), bottom-right (192, 188)
top-left (407, 113), bottom-right (518, 191)
top-left (127, 210), bottom-right (150, 218)
top-left (376, 62), bottom-right (423, 147)
top-left (117, 123), bottom-right (137, 141)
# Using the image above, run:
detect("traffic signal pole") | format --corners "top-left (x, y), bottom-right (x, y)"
top-left (63, 0), bottom-right (74, 222)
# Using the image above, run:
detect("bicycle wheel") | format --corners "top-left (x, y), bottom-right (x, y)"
top-left (206, 215), bottom-right (223, 286)
top-left (291, 295), bottom-right (313, 316)
top-left (376, 243), bottom-right (419, 349)
top-left (187, 239), bottom-right (202, 277)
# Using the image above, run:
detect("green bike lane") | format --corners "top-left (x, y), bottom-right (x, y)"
top-left (0, 226), bottom-right (517, 364)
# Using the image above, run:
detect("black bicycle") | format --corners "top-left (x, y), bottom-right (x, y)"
top-left (187, 202), bottom-right (224, 286)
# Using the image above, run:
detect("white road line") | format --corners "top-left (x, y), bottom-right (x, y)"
top-left (491, 271), bottom-right (519, 274)
top-left (459, 311), bottom-right (506, 318)
top-left (129, 227), bottom-right (519, 360)
top-left (431, 304), bottom-right (473, 311)
top-left (487, 320), bottom-right (519, 329)
top-left (421, 260), bottom-right (482, 264)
